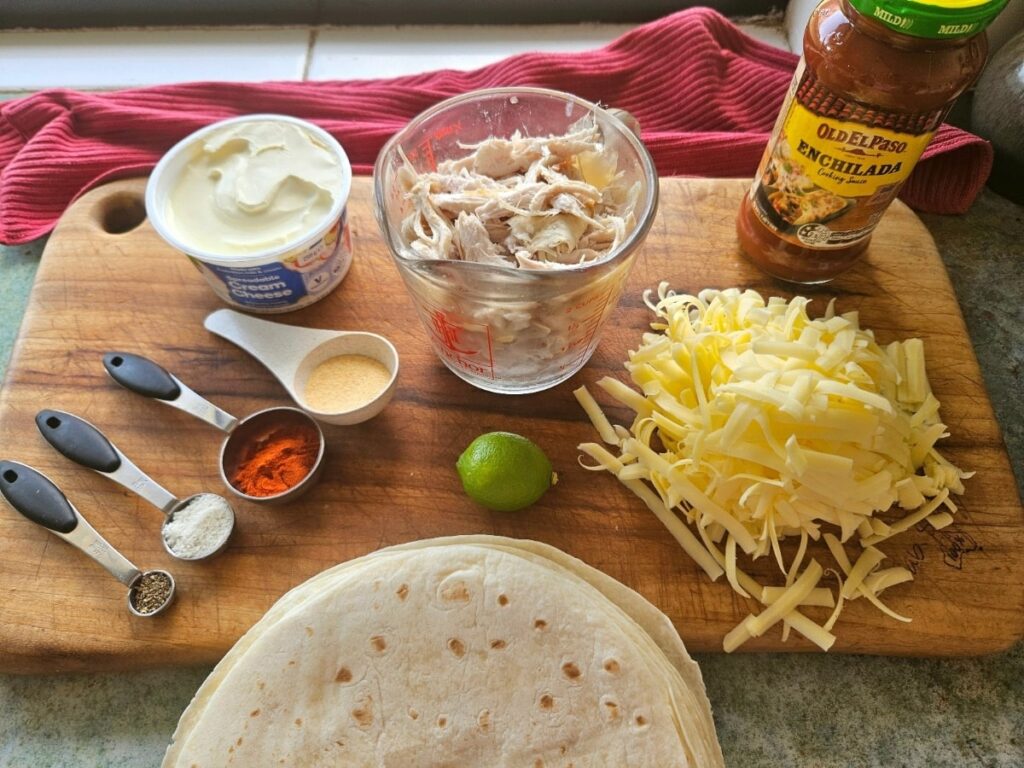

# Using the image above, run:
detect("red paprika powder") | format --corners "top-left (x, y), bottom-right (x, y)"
top-left (230, 423), bottom-right (320, 497)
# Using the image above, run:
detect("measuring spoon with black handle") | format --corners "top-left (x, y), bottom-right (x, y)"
top-left (35, 409), bottom-right (235, 561)
top-left (0, 460), bottom-right (175, 617)
top-left (102, 352), bottom-right (325, 505)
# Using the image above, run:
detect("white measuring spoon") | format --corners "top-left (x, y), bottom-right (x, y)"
top-left (204, 309), bottom-right (399, 426)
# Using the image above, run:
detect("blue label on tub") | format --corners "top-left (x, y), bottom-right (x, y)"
top-left (206, 262), bottom-right (309, 307)
top-left (191, 213), bottom-right (350, 310)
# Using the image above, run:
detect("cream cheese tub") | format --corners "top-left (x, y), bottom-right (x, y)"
top-left (147, 115), bottom-right (353, 313)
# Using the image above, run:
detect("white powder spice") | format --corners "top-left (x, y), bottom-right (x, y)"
top-left (163, 493), bottom-right (234, 559)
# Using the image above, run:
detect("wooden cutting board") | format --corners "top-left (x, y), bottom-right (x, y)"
top-left (0, 177), bottom-right (1021, 673)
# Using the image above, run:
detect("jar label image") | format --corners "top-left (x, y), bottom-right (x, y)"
top-left (750, 62), bottom-right (944, 249)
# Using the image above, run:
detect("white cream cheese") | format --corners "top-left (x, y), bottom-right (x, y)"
top-left (166, 120), bottom-right (342, 255)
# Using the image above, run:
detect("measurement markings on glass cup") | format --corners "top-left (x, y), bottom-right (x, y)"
top-left (408, 121), bottom-right (464, 173)
top-left (423, 302), bottom-right (495, 379)
top-left (558, 287), bottom-right (615, 369)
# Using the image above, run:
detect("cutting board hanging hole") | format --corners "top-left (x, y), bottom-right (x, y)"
top-left (94, 192), bottom-right (146, 235)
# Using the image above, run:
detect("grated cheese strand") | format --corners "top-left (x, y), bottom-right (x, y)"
top-left (863, 567), bottom-right (914, 594)
top-left (596, 376), bottom-right (652, 416)
top-left (782, 612), bottom-right (837, 652)
top-left (724, 560), bottom-right (830, 652)
top-left (840, 547), bottom-right (888, 600)
top-left (573, 386), bottom-right (621, 446)
top-left (725, 535), bottom-right (750, 599)
top-left (580, 440), bottom-right (725, 581)
top-left (860, 489), bottom-right (951, 546)
top-left (745, 560), bottom-right (824, 638)
top-left (762, 586), bottom-right (835, 608)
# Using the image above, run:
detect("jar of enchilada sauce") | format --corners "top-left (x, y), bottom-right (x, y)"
top-left (737, 0), bottom-right (1007, 283)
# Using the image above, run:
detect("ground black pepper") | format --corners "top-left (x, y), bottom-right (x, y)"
top-left (130, 571), bottom-right (173, 615)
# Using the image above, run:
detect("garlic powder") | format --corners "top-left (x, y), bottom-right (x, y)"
top-left (163, 494), bottom-right (234, 559)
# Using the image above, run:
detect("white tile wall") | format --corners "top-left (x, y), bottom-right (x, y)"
top-left (4, 7), bottom-right (1017, 94)
top-left (0, 21), bottom-right (789, 91)
top-left (735, 20), bottom-right (791, 49)
top-left (307, 24), bottom-right (634, 80)
top-left (784, 0), bottom-right (820, 53)
top-left (307, 22), bottom-right (788, 81)
top-left (0, 28), bottom-right (310, 90)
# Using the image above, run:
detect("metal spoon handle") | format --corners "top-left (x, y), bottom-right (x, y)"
top-left (103, 352), bottom-right (239, 434)
top-left (0, 460), bottom-right (142, 586)
top-left (35, 409), bottom-right (179, 514)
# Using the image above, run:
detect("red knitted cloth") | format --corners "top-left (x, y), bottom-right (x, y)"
top-left (0, 8), bottom-right (991, 245)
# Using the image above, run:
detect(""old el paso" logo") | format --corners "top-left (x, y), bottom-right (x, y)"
top-left (817, 122), bottom-right (908, 154)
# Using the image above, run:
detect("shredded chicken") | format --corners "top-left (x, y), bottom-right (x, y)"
top-left (398, 117), bottom-right (639, 270)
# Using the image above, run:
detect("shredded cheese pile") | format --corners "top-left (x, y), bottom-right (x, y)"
top-left (576, 286), bottom-right (971, 651)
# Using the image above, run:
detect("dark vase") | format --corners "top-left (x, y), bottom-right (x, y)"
top-left (972, 29), bottom-right (1024, 204)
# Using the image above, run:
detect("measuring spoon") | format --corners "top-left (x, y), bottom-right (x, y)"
top-left (204, 309), bottom-right (399, 426)
top-left (101, 352), bottom-right (325, 505)
top-left (0, 460), bottom-right (176, 617)
top-left (35, 409), bottom-right (235, 561)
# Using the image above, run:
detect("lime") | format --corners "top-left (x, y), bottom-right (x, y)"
top-left (456, 432), bottom-right (554, 512)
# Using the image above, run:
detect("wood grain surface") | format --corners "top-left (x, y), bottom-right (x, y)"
top-left (0, 177), bottom-right (1021, 673)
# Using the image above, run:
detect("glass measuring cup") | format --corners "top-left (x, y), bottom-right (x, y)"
top-left (373, 87), bottom-right (659, 395)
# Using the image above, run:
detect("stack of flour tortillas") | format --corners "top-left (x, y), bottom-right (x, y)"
top-left (163, 536), bottom-right (724, 767)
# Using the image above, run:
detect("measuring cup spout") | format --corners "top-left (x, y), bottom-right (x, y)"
top-left (103, 352), bottom-right (239, 433)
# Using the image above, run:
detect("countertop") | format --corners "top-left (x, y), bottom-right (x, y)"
top-left (0, 189), bottom-right (1022, 767)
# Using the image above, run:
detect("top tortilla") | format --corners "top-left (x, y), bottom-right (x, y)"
top-left (163, 536), bottom-right (724, 767)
